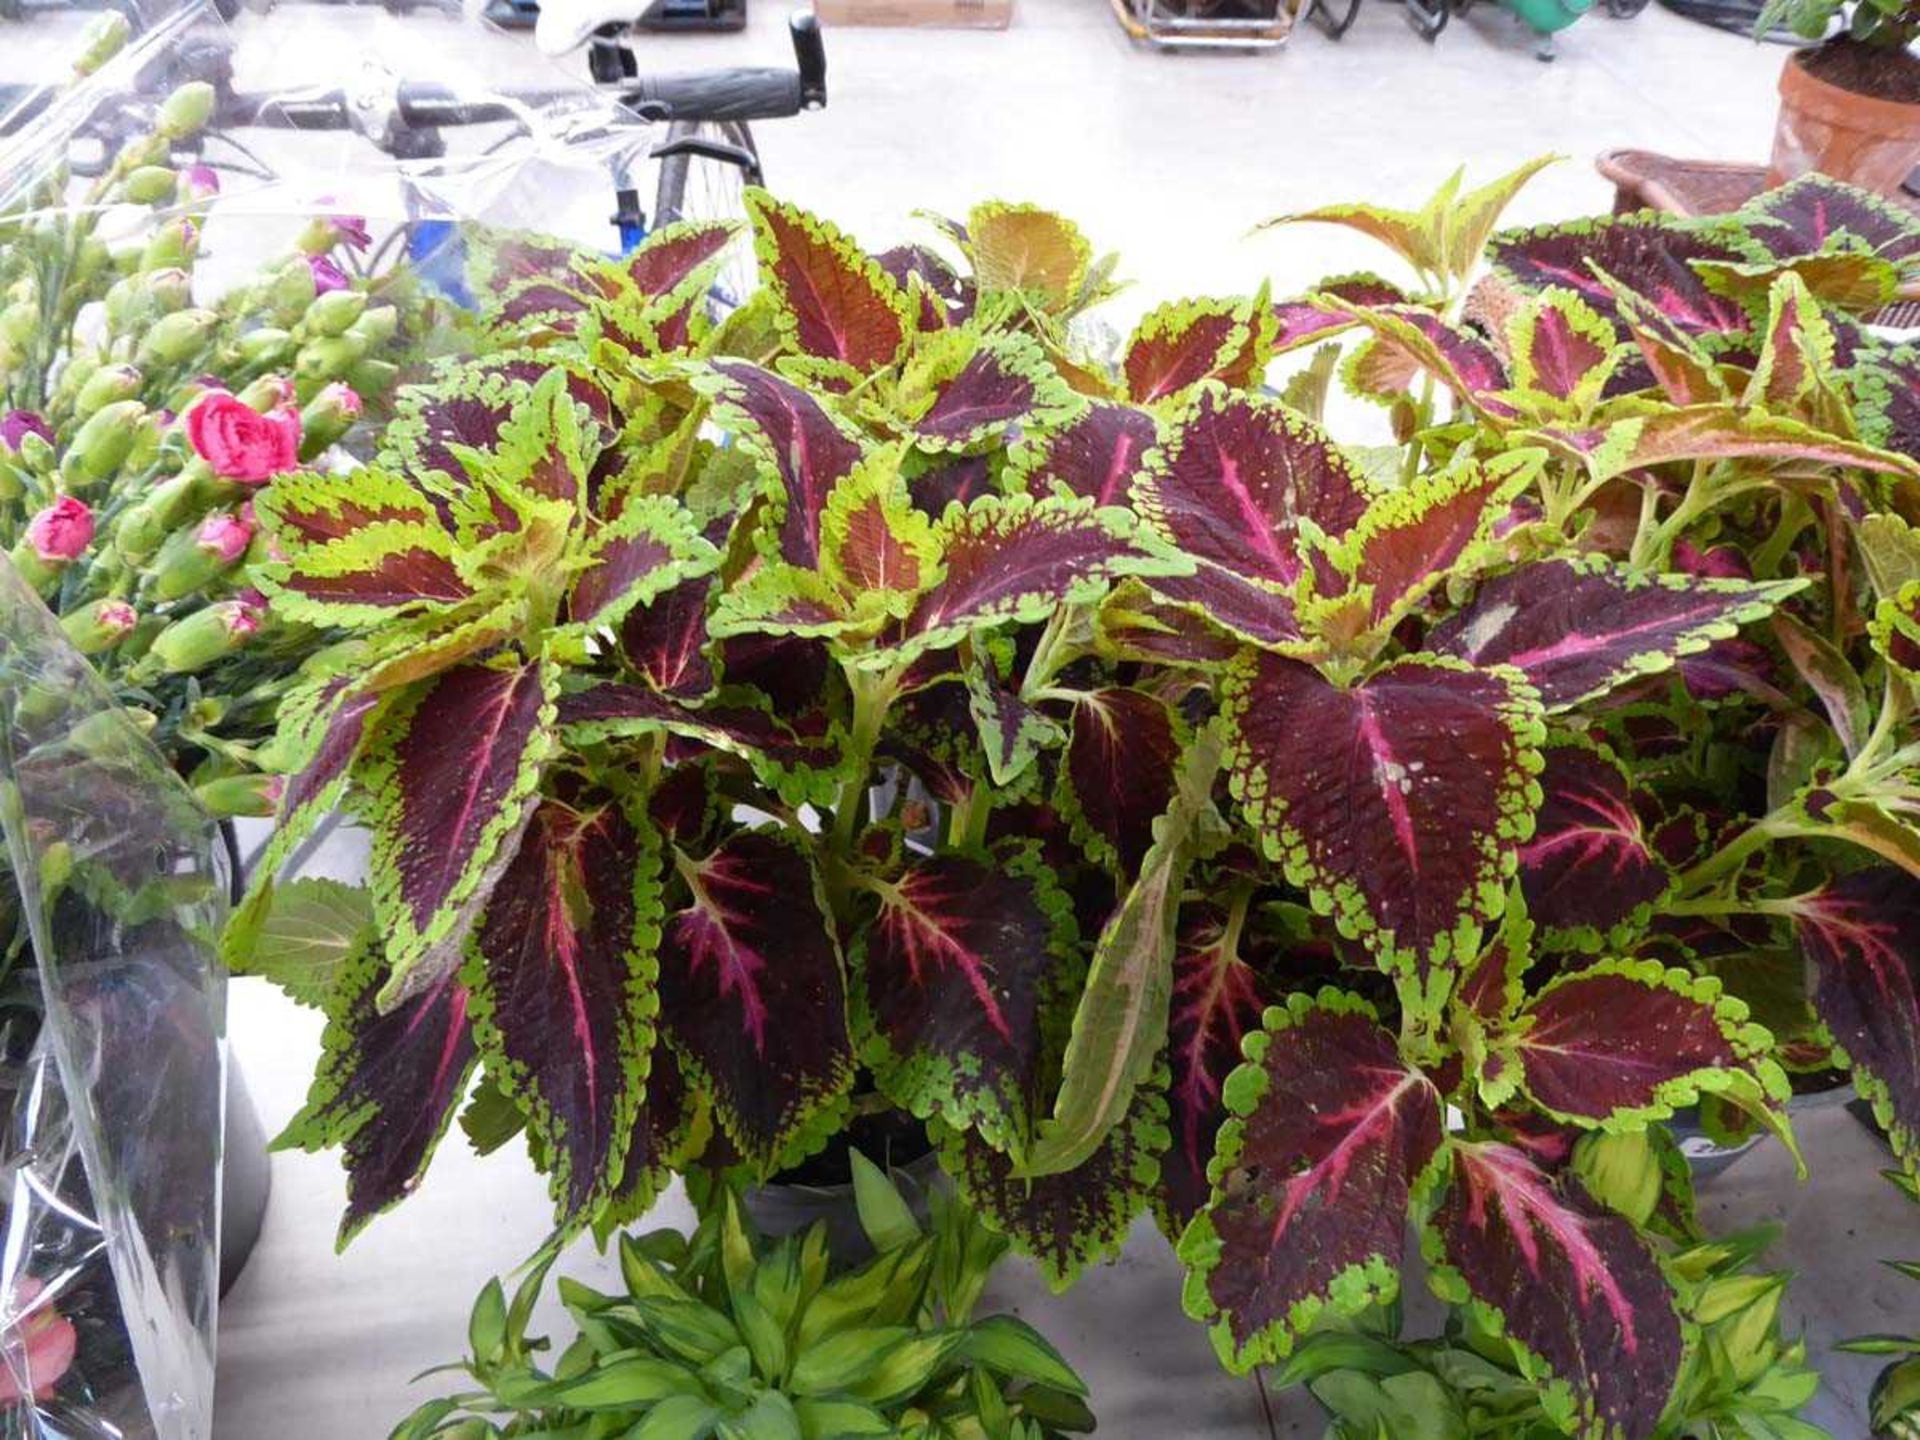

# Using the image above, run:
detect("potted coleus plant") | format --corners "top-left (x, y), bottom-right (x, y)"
top-left (1756, 0), bottom-right (1920, 193)
top-left (231, 161), bottom-right (1920, 1438)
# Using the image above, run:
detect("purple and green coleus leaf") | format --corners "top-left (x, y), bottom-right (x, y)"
top-left (462, 787), bottom-right (665, 1227)
top-left (1790, 866), bottom-right (1920, 1177)
top-left (1177, 989), bottom-right (1445, 1370)
top-left (1335, 304), bottom-right (1521, 423)
top-left (1484, 959), bottom-right (1784, 1129)
top-left (1427, 555), bottom-right (1806, 712)
top-left (1007, 401), bottom-right (1159, 507)
top-left (618, 570), bottom-right (721, 698)
top-left (851, 847), bottom-right (1074, 1156)
top-left (1120, 290), bottom-right (1274, 404)
top-left (1486, 213), bottom-right (1749, 336)
top-left (276, 944), bottom-right (478, 1245)
top-left (935, 1073), bottom-right (1169, 1292)
top-left (1872, 579), bottom-right (1920, 683)
top-left (964, 201), bottom-right (1095, 312)
top-left (1499, 288), bottom-right (1626, 414)
top-left (1223, 652), bottom-right (1544, 1005)
top-left (563, 497), bottom-right (719, 633)
top-left (1517, 739), bottom-right (1671, 950)
top-left (1158, 900), bottom-right (1269, 1228)
top-left (963, 656), bottom-right (1060, 788)
top-left (695, 359), bottom-right (867, 569)
top-left (1732, 172), bottom-right (1920, 268)
top-left (359, 658), bottom-right (559, 1007)
top-left (744, 188), bottom-right (911, 374)
top-left (1271, 273), bottom-right (1411, 355)
top-left (896, 328), bottom-right (1076, 451)
top-left (1057, 685), bottom-right (1184, 875)
top-left (1537, 401), bottom-right (1919, 485)
top-left (656, 828), bottom-right (855, 1172)
top-left (1422, 1139), bottom-right (1683, 1440)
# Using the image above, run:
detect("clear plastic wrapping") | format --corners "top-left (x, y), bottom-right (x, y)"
top-left (0, 550), bottom-right (228, 1440)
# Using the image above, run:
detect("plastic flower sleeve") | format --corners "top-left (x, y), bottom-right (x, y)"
top-left (0, 552), bottom-right (228, 1440)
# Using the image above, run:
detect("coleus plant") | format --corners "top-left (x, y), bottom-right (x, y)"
top-left (228, 162), bottom-right (1920, 1439)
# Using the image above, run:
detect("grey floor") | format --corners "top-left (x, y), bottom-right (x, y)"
top-left (155, 1), bottom-right (1917, 1434)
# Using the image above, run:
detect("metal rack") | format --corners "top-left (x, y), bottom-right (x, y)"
top-left (1106, 0), bottom-right (1291, 51)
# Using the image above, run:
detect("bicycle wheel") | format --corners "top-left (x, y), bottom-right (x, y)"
top-left (653, 118), bottom-right (758, 311)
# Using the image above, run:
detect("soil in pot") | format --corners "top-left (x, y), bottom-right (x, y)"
top-left (1770, 39), bottom-right (1920, 192)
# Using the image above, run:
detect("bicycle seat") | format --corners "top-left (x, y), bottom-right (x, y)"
top-left (534, 0), bottom-right (638, 54)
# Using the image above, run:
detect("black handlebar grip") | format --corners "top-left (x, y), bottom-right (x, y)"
top-left (789, 10), bottom-right (827, 108)
top-left (623, 68), bottom-right (804, 123)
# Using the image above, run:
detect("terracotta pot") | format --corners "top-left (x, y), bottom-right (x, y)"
top-left (1768, 47), bottom-right (1920, 194)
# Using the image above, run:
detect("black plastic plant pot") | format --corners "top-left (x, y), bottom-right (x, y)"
top-left (744, 1109), bottom-right (940, 1263)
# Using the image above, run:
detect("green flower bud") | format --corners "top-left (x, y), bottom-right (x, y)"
top-left (139, 218), bottom-right (198, 272)
top-left (148, 599), bottom-right (260, 673)
top-left (64, 400), bottom-right (146, 481)
top-left (235, 328), bottom-right (293, 366)
top-left (155, 83), bottom-right (216, 142)
top-left (269, 259), bottom-right (316, 319)
top-left (346, 359), bottom-right (399, 398)
top-left (114, 501), bottom-right (166, 563)
top-left (16, 430), bottom-right (55, 476)
top-left (0, 301), bottom-right (36, 350)
top-left (117, 133), bottom-right (171, 170)
top-left (193, 771), bottom-right (284, 819)
top-left (294, 335), bottom-right (365, 384)
top-left (304, 288), bottom-right (367, 337)
top-left (60, 597), bottom-right (139, 654)
top-left (0, 459), bottom-right (25, 504)
top-left (346, 303), bottom-right (399, 349)
top-left (74, 236), bottom-right (113, 287)
top-left (297, 382), bottom-right (363, 459)
top-left (147, 507), bottom-right (253, 600)
top-left (123, 166), bottom-right (178, 205)
top-left (146, 267), bottom-right (193, 314)
top-left (238, 375), bottom-right (297, 413)
top-left (73, 11), bottom-right (131, 75)
top-left (74, 364), bottom-right (142, 417)
top-left (137, 308), bottom-right (218, 366)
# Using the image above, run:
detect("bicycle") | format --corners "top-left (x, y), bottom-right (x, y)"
top-left (0, 1), bottom-right (825, 285)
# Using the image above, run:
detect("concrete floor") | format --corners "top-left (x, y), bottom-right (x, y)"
top-left (6, 0), bottom-right (1899, 1433)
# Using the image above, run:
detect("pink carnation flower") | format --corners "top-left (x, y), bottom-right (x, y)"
top-left (307, 254), bottom-right (350, 296)
top-left (0, 1278), bottom-right (77, 1403)
top-left (196, 511), bottom-right (254, 564)
top-left (186, 392), bottom-right (300, 485)
top-left (25, 498), bottom-right (94, 562)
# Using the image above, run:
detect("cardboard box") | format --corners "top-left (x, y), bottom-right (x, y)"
top-left (815, 0), bottom-right (1010, 28)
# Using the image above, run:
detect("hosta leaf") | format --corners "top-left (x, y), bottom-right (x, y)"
top-left (628, 219), bottom-right (741, 296)
top-left (1178, 991), bottom-right (1444, 1370)
top-left (278, 950), bottom-right (477, 1244)
top-left (1008, 401), bottom-right (1158, 506)
top-left (910, 330), bottom-right (1070, 450)
top-left (1791, 867), bottom-right (1920, 1176)
top-left (889, 494), bottom-right (1181, 660)
top-left (465, 792), bottom-right (664, 1225)
top-left (1133, 383), bottom-right (1372, 588)
top-left (1159, 902), bottom-right (1268, 1228)
top-left (1060, 686), bottom-right (1182, 874)
top-left (1500, 960), bottom-right (1779, 1128)
top-left (937, 1077), bottom-right (1167, 1291)
top-left (567, 498), bottom-right (717, 630)
top-left (1424, 1140), bottom-right (1683, 1440)
top-left (620, 572), bottom-right (719, 698)
top-left (1518, 740), bottom-right (1669, 950)
top-left (966, 202), bottom-right (1092, 309)
top-left (362, 660), bottom-right (558, 1006)
top-left (1487, 214), bottom-right (1747, 335)
top-left (1428, 555), bottom-right (1805, 711)
top-left (658, 830), bottom-right (854, 1169)
top-left (745, 189), bottom-right (909, 372)
top-left (1121, 292), bottom-right (1273, 404)
top-left (1224, 653), bottom-right (1543, 998)
top-left (1026, 729), bottom-right (1224, 1178)
top-left (852, 849), bottom-right (1071, 1155)
top-left (700, 359), bottom-right (866, 568)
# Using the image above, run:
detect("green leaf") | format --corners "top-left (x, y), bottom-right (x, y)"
top-left (537, 1355), bottom-right (704, 1409)
top-left (1442, 155), bottom-right (1560, 279)
top-left (965, 202), bottom-right (1093, 310)
top-left (789, 1326), bottom-right (914, 1396)
top-left (719, 1391), bottom-right (804, 1440)
top-left (845, 1332), bottom-right (965, 1408)
top-left (849, 1150), bottom-right (921, 1254)
top-left (959, 1315), bottom-right (1087, 1395)
top-left (630, 1393), bottom-right (722, 1440)
top-left (1024, 725), bottom-right (1224, 1177)
top-left (468, 1278), bottom-right (508, 1367)
top-left (630, 1296), bottom-right (743, 1365)
top-left (793, 1398), bottom-right (895, 1439)
top-left (1857, 513), bottom-right (1920, 600)
top-left (223, 876), bottom-right (373, 1008)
